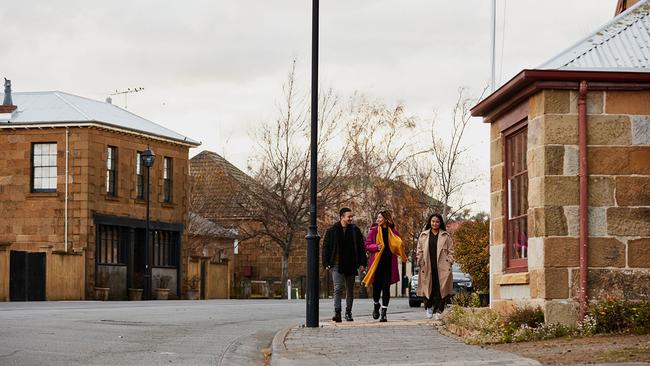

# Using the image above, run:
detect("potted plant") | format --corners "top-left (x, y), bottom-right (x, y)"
top-left (154, 275), bottom-right (172, 300)
top-left (94, 271), bottom-right (110, 301)
top-left (128, 272), bottom-right (144, 301)
top-left (185, 275), bottom-right (200, 300)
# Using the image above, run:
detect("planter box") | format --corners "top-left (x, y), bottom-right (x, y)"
top-left (94, 287), bottom-right (110, 301)
top-left (154, 288), bottom-right (170, 300)
top-left (128, 288), bottom-right (144, 301)
top-left (186, 289), bottom-right (199, 300)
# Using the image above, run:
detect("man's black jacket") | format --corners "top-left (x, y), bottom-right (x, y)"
top-left (322, 222), bottom-right (367, 275)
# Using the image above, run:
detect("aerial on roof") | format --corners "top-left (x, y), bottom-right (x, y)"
top-left (540, 0), bottom-right (650, 71)
top-left (0, 91), bottom-right (200, 146)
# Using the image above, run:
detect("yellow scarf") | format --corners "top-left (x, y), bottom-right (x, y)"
top-left (362, 226), bottom-right (407, 287)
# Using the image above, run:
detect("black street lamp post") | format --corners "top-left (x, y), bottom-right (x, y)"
top-left (141, 147), bottom-right (156, 300)
top-left (305, 0), bottom-right (320, 328)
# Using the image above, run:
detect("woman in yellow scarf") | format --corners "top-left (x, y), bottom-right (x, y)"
top-left (362, 210), bottom-right (407, 322)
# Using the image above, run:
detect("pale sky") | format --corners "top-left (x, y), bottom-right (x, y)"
top-left (2, 1), bottom-right (616, 213)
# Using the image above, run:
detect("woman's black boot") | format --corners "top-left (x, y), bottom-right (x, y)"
top-left (332, 311), bottom-right (342, 323)
top-left (372, 303), bottom-right (380, 320)
top-left (379, 308), bottom-right (387, 322)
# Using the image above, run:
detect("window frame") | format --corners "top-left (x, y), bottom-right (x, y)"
top-left (97, 225), bottom-right (127, 265)
top-left (31, 142), bottom-right (58, 193)
top-left (106, 146), bottom-right (117, 197)
top-left (152, 230), bottom-right (179, 268)
top-left (503, 121), bottom-right (529, 272)
top-left (136, 151), bottom-right (144, 200)
top-left (163, 157), bottom-right (172, 203)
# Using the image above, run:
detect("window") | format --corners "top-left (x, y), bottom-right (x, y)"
top-left (505, 125), bottom-right (528, 271)
top-left (106, 146), bottom-right (117, 196)
top-left (97, 225), bottom-right (126, 265)
top-left (31, 143), bottom-right (58, 192)
top-left (136, 151), bottom-right (144, 199)
top-left (153, 230), bottom-right (178, 267)
top-left (163, 157), bottom-right (172, 203)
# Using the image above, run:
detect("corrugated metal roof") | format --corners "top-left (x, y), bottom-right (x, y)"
top-left (0, 91), bottom-right (200, 146)
top-left (540, 0), bottom-right (650, 71)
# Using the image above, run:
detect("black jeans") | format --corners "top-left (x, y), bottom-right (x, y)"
top-left (424, 295), bottom-right (445, 313)
top-left (372, 280), bottom-right (391, 307)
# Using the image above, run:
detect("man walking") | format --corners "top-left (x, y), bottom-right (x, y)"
top-left (322, 207), bottom-right (367, 322)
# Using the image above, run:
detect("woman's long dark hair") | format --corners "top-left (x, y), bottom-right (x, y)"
top-left (377, 209), bottom-right (395, 228)
top-left (424, 213), bottom-right (446, 231)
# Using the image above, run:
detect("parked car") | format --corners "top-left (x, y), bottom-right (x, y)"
top-left (409, 264), bottom-right (472, 307)
top-left (408, 274), bottom-right (423, 307)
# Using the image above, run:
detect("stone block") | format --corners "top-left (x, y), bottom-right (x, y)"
top-left (563, 145), bottom-right (579, 176)
top-left (607, 207), bottom-right (650, 236)
top-left (544, 237), bottom-right (579, 267)
top-left (544, 90), bottom-right (571, 114)
top-left (544, 176), bottom-right (579, 206)
top-left (490, 164), bottom-right (503, 193)
top-left (588, 176), bottom-right (615, 207)
top-left (588, 147), bottom-right (650, 175)
top-left (543, 114), bottom-right (579, 145)
top-left (528, 177), bottom-right (544, 207)
top-left (491, 191), bottom-right (503, 218)
top-left (527, 237), bottom-right (544, 269)
top-left (545, 145), bottom-right (565, 175)
top-left (491, 123), bottom-right (502, 141)
top-left (528, 91), bottom-right (544, 119)
top-left (588, 237), bottom-right (625, 267)
top-left (528, 116), bottom-right (544, 148)
top-left (545, 300), bottom-right (579, 326)
top-left (606, 90), bottom-right (650, 114)
top-left (500, 284), bottom-right (531, 300)
top-left (491, 137), bottom-right (503, 166)
top-left (616, 176), bottom-right (650, 206)
top-left (544, 268), bottom-right (569, 299)
top-left (491, 217), bottom-right (504, 245)
top-left (527, 146), bottom-right (545, 179)
top-left (588, 207), bottom-right (608, 237)
top-left (570, 91), bottom-right (604, 115)
top-left (628, 238), bottom-right (650, 268)
top-left (632, 115), bottom-right (650, 145)
top-left (529, 206), bottom-right (568, 237)
top-left (490, 244), bottom-right (505, 273)
top-left (587, 115), bottom-right (631, 145)
top-left (570, 268), bottom-right (650, 301)
top-left (529, 269), bottom-right (544, 298)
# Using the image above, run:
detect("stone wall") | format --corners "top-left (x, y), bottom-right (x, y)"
top-left (489, 89), bottom-right (650, 324)
top-left (0, 126), bottom-right (192, 301)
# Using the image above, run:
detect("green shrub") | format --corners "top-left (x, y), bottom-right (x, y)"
top-left (503, 306), bottom-right (544, 328)
top-left (588, 298), bottom-right (650, 334)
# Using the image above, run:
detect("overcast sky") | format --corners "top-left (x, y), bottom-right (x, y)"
top-left (2, 1), bottom-right (616, 213)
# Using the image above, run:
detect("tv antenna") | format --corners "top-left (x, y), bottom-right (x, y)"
top-left (109, 87), bottom-right (144, 109)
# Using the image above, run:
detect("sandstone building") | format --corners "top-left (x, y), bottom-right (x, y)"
top-left (472, 1), bottom-right (650, 323)
top-left (0, 88), bottom-right (199, 301)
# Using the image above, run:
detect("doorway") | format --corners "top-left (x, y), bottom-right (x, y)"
top-left (10, 251), bottom-right (46, 301)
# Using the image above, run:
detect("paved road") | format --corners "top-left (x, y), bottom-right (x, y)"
top-left (0, 298), bottom-right (349, 366)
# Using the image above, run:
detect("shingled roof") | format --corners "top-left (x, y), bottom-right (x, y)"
top-left (189, 150), bottom-right (263, 221)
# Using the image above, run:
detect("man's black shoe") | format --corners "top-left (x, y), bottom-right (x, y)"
top-left (332, 311), bottom-right (342, 323)
top-left (345, 311), bottom-right (353, 322)
top-left (372, 303), bottom-right (380, 320)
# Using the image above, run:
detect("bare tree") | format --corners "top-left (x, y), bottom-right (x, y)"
top-left (241, 61), bottom-right (349, 296)
top-left (429, 87), bottom-right (487, 222)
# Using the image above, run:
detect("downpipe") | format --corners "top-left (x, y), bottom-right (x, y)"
top-left (65, 127), bottom-right (69, 252)
top-left (578, 81), bottom-right (589, 320)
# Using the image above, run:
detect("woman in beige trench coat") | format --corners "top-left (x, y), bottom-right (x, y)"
top-left (416, 213), bottom-right (454, 320)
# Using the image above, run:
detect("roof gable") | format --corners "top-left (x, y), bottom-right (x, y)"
top-left (540, 0), bottom-right (650, 71)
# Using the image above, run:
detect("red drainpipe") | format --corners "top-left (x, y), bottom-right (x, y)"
top-left (578, 80), bottom-right (589, 320)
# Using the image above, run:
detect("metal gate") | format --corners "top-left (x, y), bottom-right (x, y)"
top-left (10, 251), bottom-right (46, 301)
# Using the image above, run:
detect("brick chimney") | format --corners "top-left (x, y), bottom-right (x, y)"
top-left (1, 78), bottom-right (17, 113)
top-left (615, 0), bottom-right (641, 15)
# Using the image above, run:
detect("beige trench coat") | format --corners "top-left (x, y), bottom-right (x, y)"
top-left (416, 229), bottom-right (454, 299)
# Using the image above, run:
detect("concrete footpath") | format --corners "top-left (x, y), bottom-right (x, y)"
top-left (270, 303), bottom-right (541, 366)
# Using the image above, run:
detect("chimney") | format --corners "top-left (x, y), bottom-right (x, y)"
top-left (1, 78), bottom-right (17, 113)
top-left (106, 96), bottom-right (113, 104)
top-left (615, 0), bottom-right (641, 15)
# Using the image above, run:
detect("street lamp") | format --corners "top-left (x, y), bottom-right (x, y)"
top-left (141, 147), bottom-right (155, 300)
top-left (305, 0), bottom-right (320, 328)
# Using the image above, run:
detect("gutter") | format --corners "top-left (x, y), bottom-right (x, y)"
top-left (578, 81), bottom-right (589, 320)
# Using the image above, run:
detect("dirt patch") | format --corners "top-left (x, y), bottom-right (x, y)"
top-left (488, 333), bottom-right (650, 365)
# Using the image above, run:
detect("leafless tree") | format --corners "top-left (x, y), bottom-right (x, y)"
top-left (429, 86), bottom-right (487, 222)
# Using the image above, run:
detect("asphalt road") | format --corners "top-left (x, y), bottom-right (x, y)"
top-left (0, 298), bottom-right (414, 366)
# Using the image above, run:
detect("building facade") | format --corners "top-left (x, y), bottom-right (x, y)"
top-left (0, 90), bottom-right (199, 301)
top-left (472, 1), bottom-right (650, 323)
